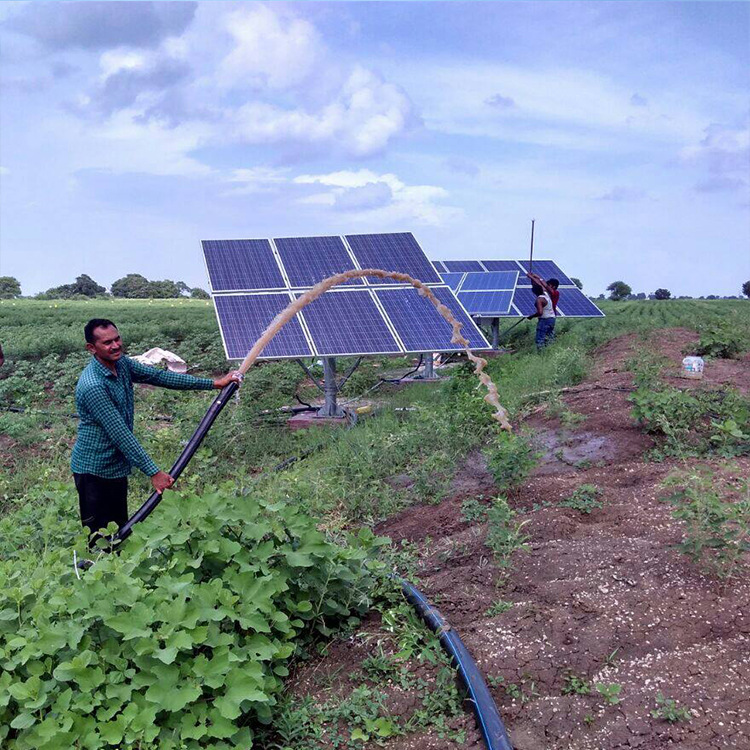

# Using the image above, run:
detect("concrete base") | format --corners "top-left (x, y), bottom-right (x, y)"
top-left (287, 411), bottom-right (348, 430)
top-left (398, 376), bottom-right (444, 384)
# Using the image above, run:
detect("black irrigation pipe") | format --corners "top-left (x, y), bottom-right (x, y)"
top-left (400, 578), bottom-right (514, 750)
top-left (115, 381), bottom-right (240, 543)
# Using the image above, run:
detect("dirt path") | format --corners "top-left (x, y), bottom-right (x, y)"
top-left (290, 329), bottom-right (750, 749)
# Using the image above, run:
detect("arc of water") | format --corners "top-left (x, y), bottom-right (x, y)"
top-left (236, 269), bottom-right (512, 431)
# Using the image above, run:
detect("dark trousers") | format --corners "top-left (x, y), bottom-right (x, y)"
top-left (74, 473), bottom-right (128, 540)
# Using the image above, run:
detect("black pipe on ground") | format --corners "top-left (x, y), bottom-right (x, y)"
top-left (399, 578), bottom-right (514, 750)
top-left (115, 381), bottom-right (239, 542)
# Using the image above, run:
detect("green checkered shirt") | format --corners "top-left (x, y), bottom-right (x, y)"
top-left (71, 356), bottom-right (214, 479)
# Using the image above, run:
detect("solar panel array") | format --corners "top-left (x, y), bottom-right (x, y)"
top-left (203, 233), bottom-right (490, 360)
top-left (435, 259), bottom-right (604, 318)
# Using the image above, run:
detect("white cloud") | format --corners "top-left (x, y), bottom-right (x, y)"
top-left (217, 5), bottom-right (323, 91)
top-left (222, 166), bottom-right (291, 195)
top-left (99, 49), bottom-right (147, 78)
top-left (293, 169), bottom-right (459, 226)
top-left (231, 66), bottom-right (413, 157)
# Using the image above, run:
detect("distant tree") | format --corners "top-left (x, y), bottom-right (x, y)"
top-left (743, 281), bottom-right (750, 298)
top-left (635, 292), bottom-right (647, 300)
top-left (0, 276), bottom-right (21, 298)
top-left (654, 288), bottom-right (671, 300)
top-left (596, 293), bottom-right (605, 300)
top-left (74, 274), bottom-right (106, 297)
top-left (111, 274), bottom-right (151, 298)
top-left (148, 279), bottom-right (182, 298)
top-left (191, 287), bottom-right (210, 300)
top-left (570, 277), bottom-right (583, 290)
top-left (176, 281), bottom-right (191, 296)
top-left (706, 294), bottom-right (719, 300)
top-left (607, 281), bottom-right (632, 301)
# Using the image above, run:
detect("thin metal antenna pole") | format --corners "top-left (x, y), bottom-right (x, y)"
top-left (529, 219), bottom-right (535, 274)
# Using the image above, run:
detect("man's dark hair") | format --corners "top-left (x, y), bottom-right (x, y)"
top-left (547, 278), bottom-right (560, 289)
top-left (85, 318), bottom-right (117, 344)
top-left (531, 283), bottom-right (545, 296)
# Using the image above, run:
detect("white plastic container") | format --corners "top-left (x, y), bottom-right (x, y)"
top-left (681, 356), bottom-right (705, 379)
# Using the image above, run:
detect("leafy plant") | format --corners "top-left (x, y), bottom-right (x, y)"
top-left (485, 497), bottom-right (529, 573)
top-left (562, 673), bottom-right (591, 696)
top-left (595, 682), bottom-right (622, 705)
top-left (485, 433), bottom-right (538, 491)
top-left (560, 484), bottom-right (604, 514)
top-left (461, 498), bottom-right (487, 523)
top-left (0, 485), bottom-right (386, 749)
top-left (693, 321), bottom-right (744, 359)
top-left (485, 599), bottom-right (513, 617)
top-left (661, 468), bottom-right (750, 580)
top-left (650, 692), bottom-right (691, 723)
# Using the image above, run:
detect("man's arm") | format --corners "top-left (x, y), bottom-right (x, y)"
top-left (526, 271), bottom-right (552, 294)
top-left (527, 296), bottom-right (546, 320)
top-left (128, 358), bottom-right (241, 390)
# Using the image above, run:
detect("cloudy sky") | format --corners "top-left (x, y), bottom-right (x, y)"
top-left (1, 1), bottom-right (748, 296)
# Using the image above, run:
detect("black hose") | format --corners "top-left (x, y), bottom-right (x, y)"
top-left (115, 381), bottom-right (240, 542)
top-left (399, 578), bottom-right (514, 750)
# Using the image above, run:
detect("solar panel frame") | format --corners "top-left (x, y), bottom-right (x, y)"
top-left (345, 232), bottom-right (443, 285)
top-left (458, 290), bottom-right (514, 316)
top-left (440, 272), bottom-right (466, 290)
top-left (375, 286), bottom-right (490, 353)
top-left (443, 260), bottom-right (486, 273)
top-left (515, 259), bottom-right (574, 286)
top-left (556, 288), bottom-right (606, 317)
top-left (481, 260), bottom-right (525, 273)
top-left (202, 239), bottom-right (287, 292)
top-left (274, 235), bottom-right (363, 287)
top-left (295, 288), bottom-right (404, 357)
top-left (213, 293), bottom-right (314, 360)
top-left (460, 271), bottom-right (518, 292)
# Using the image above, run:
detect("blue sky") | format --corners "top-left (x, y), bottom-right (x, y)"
top-left (1, 1), bottom-right (748, 297)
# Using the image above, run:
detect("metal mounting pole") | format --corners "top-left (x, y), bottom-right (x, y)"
top-left (421, 352), bottom-right (438, 379)
top-left (317, 357), bottom-right (345, 417)
top-left (491, 318), bottom-right (500, 349)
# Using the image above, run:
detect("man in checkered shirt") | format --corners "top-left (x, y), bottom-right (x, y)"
top-left (71, 318), bottom-right (241, 539)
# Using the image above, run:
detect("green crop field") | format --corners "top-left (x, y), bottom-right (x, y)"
top-left (1, 297), bottom-right (749, 749)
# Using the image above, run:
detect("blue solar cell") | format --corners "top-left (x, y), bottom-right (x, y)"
top-left (214, 294), bottom-right (312, 360)
top-left (557, 289), bottom-right (605, 317)
top-left (376, 287), bottom-right (489, 352)
top-left (512, 287), bottom-right (543, 316)
top-left (274, 236), bottom-right (363, 287)
top-left (443, 260), bottom-right (485, 272)
top-left (516, 260), bottom-right (574, 286)
top-left (460, 271), bottom-right (518, 292)
top-left (345, 233), bottom-right (442, 284)
top-left (481, 260), bottom-right (524, 272)
top-left (298, 290), bottom-right (401, 356)
top-left (432, 260), bottom-right (448, 273)
top-left (458, 291), bottom-right (513, 315)
top-left (202, 239), bottom-right (286, 291)
top-left (440, 273), bottom-right (465, 290)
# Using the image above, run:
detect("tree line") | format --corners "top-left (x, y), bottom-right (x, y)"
top-left (601, 280), bottom-right (750, 302)
top-left (0, 274), bottom-right (210, 300)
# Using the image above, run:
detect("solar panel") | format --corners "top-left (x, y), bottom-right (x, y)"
top-left (516, 260), bottom-right (574, 286)
top-left (376, 286), bottom-right (489, 352)
top-left (274, 236), bottom-right (363, 287)
top-left (512, 287), bottom-right (541, 317)
top-left (482, 260), bottom-right (524, 272)
top-left (214, 294), bottom-right (313, 359)
top-left (443, 260), bottom-right (485, 273)
top-left (557, 288), bottom-right (605, 317)
top-left (458, 291), bottom-right (514, 316)
top-left (432, 260), bottom-right (448, 273)
top-left (460, 271), bottom-right (518, 292)
top-left (345, 233), bottom-right (442, 285)
top-left (202, 239), bottom-right (285, 292)
top-left (298, 290), bottom-right (402, 356)
top-left (440, 272), bottom-right (465, 290)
